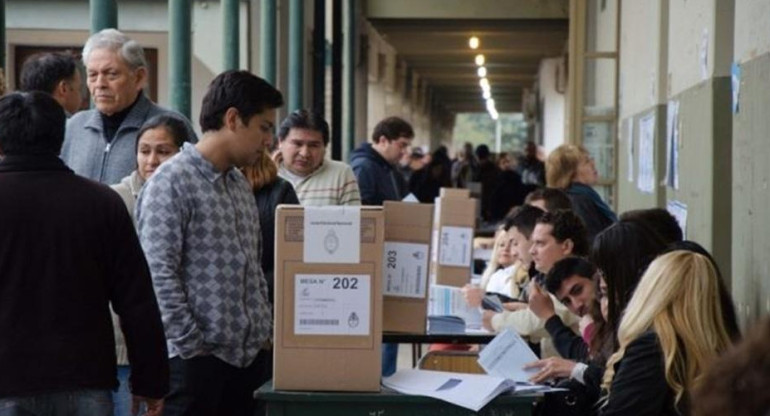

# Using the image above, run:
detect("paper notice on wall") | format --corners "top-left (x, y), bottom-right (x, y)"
top-left (664, 100), bottom-right (680, 189)
top-left (438, 226), bottom-right (473, 267)
top-left (700, 28), bottom-right (709, 80)
top-left (383, 242), bottom-right (429, 298)
top-left (626, 118), bottom-right (634, 182)
top-left (303, 206), bottom-right (360, 263)
top-left (666, 200), bottom-right (688, 240)
top-left (294, 274), bottom-right (370, 336)
top-left (637, 113), bottom-right (656, 194)
top-left (732, 62), bottom-right (741, 114)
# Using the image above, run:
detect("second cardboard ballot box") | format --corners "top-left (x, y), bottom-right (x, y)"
top-left (430, 194), bottom-right (476, 287)
top-left (382, 201), bottom-right (433, 334)
top-left (273, 205), bottom-right (384, 392)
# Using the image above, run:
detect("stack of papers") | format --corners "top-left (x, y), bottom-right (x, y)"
top-left (427, 285), bottom-right (482, 328)
top-left (383, 369), bottom-right (515, 412)
top-left (426, 315), bottom-right (466, 334)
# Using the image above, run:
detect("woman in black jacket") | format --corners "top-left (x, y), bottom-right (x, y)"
top-left (242, 149), bottom-right (299, 304)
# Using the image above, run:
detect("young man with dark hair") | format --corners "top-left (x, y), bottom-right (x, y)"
top-left (530, 209), bottom-right (589, 274)
top-left (19, 51), bottom-right (83, 115)
top-left (137, 71), bottom-right (283, 416)
top-left (525, 187), bottom-right (573, 212)
top-left (276, 109), bottom-right (360, 206)
top-left (350, 116), bottom-right (414, 206)
top-left (0, 92), bottom-right (168, 415)
top-left (481, 205), bottom-right (582, 359)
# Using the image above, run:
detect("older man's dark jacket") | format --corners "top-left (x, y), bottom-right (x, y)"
top-left (0, 154), bottom-right (169, 398)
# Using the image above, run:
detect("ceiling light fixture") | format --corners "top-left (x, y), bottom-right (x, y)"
top-left (469, 36), bottom-right (480, 49)
top-left (477, 66), bottom-right (487, 78)
top-left (475, 54), bottom-right (485, 66)
top-left (479, 77), bottom-right (490, 89)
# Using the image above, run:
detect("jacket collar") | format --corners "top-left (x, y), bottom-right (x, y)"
top-left (0, 154), bottom-right (72, 173)
top-left (183, 143), bottom-right (230, 183)
top-left (83, 93), bottom-right (152, 133)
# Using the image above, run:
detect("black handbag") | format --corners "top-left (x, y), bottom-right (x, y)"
top-left (533, 379), bottom-right (595, 416)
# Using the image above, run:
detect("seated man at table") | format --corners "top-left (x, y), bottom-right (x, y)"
top-left (482, 210), bottom-right (588, 358)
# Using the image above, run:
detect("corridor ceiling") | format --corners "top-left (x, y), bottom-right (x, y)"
top-left (365, 0), bottom-right (569, 114)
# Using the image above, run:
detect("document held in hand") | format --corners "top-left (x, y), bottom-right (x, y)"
top-left (477, 329), bottom-right (540, 382)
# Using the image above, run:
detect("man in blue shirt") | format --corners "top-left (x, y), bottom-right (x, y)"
top-left (136, 71), bottom-right (283, 416)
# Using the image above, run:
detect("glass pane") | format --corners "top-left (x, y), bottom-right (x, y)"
top-left (582, 58), bottom-right (616, 110)
top-left (583, 120), bottom-right (615, 180)
top-left (585, 0), bottom-right (617, 53)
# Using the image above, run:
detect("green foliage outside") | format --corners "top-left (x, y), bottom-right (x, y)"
top-left (452, 113), bottom-right (528, 155)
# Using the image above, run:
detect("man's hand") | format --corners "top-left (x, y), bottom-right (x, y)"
top-left (524, 357), bottom-right (577, 384)
top-left (527, 282), bottom-right (556, 321)
top-left (132, 396), bottom-right (164, 416)
top-left (482, 310), bottom-right (497, 331)
top-left (461, 284), bottom-right (484, 308)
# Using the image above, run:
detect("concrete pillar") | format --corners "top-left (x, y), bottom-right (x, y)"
top-left (312, 0), bottom-right (325, 114)
top-left (288, 0), bottom-right (304, 111)
top-left (260, 0), bottom-right (277, 84)
top-left (0, 0), bottom-right (5, 73)
top-left (169, 0), bottom-right (192, 118)
top-left (90, 0), bottom-right (117, 33)
top-left (222, 0), bottom-right (239, 70)
top-left (343, 0), bottom-right (356, 159)
top-left (331, 0), bottom-right (342, 160)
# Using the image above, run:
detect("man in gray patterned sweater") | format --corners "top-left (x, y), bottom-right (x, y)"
top-left (136, 71), bottom-right (283, 416)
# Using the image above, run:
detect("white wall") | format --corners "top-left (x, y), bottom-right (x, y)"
top-left (734, 0), bottom-right (770, 63)
top-left (667, 0), bottom-right (733, 95)
top-left (538, 57), bottom-right (566, 154)
top-left (619, 0), bottom-right (666, 118)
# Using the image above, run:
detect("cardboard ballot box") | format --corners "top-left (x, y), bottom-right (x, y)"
top-left (382, 201), bottom-right (433, 334)
top-left (273, 205), bottom-right (384, 392)
top-left (430, 194), bottom-right (476, 287)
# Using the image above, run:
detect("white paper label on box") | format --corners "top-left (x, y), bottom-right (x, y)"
top-left (439, 226), bottom-right (473, 267)
top-left (383, 242), bottom-right (429, 298)
top-left (294, 274), bottom-right (371, 336)
top-left (303, 206), bottom-right (360, 263)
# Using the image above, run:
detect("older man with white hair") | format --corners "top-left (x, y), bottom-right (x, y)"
top-left (61, 29), bottom-right (195, 184)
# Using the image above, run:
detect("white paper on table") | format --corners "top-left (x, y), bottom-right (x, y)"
top-left (427, 285), bottom-right (482, 328)
top-left (383, 369), bottom-right (516, 412)
top-left (303, 206), bottom-right (360, 263)
top-left (294, 274), bottom-right (370, 336)
top-left (637, 113), bottom-right (656, 194)
top-left (439, 226), bottom-right (473, 267)
top-left (477, 330), bottom-right (540, 383)
top-left (383, 242), bottom-right (429, 298)
top-left (402, 193), bottom-right (419, 203)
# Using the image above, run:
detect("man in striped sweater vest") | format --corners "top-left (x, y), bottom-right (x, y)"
top-left (276, 109), bottom-right (360, 206)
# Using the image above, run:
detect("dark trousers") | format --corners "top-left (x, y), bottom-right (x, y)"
top-left (163, 349), bottom-right (271, 416)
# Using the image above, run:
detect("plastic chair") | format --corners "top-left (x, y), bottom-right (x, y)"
top-left (417, 350), bottom-right (486, 374)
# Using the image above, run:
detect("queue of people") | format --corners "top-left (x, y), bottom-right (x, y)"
top-left (0, 27), bottom-right (764, 416)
